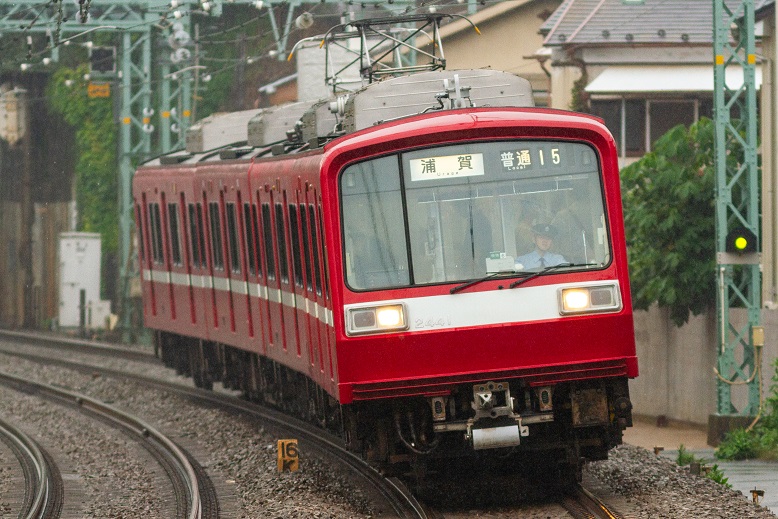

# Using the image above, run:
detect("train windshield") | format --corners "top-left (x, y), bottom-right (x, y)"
top-left (340, 140), bottom-right (610, 290)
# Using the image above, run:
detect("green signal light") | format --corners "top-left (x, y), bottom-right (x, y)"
top-left (735, 236), bottom-right (748, 250)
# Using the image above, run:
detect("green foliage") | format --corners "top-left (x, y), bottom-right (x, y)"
top-left (621, 119), bottom-right (717, 326)
top-left (569, 68), bottom-right (589, 113)
top-left (715, 428), bottom-right (759, 460)
top-left (676, 444), bottom-right (699, 466)
top-left (706, 464), bottom-right (731, 488)
top-left (716, 359), bottom-right (778, 461)
top-left (46, 65), bottom-right (118, 254)
top-left (676, 445), bottom-right (732, 488)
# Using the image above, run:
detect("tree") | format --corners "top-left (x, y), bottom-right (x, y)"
top-left (621, 118), bottom-right (717, 326)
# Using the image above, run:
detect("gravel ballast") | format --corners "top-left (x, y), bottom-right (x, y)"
top-left (0, 340), bottom-right (775, 518)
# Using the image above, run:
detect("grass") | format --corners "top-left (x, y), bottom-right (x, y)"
top-left (675, 444), bottom-right (732, 488)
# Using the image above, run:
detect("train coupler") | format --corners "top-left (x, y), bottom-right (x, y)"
top-left (466, 417), bottom-right (529, 450)
top-left (468, 381), bottom-right (528, 450)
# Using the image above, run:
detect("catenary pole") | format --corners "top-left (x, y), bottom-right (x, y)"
top-left (712, 0), bottom-right (763, 428)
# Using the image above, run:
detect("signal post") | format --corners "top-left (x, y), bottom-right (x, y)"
top-left (711, 0), bottom-right (763, 443)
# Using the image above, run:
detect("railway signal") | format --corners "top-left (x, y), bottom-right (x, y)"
top-left (712, 0), bottom-right (762, 434)
top-left (725, 226), bottom-right (758, 254)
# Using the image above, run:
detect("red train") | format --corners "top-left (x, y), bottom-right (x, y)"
top-left (133, 68), bottom-right (637, 482)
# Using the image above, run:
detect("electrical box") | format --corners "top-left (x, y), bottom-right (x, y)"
top-left (58, 232), bottom-right (111, 329)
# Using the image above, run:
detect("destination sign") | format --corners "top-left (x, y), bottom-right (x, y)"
top-left (410, 153), bottom-right (485, 181)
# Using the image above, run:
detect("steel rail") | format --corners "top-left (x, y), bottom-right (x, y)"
top-left (0, 369), bottom-right (202, 519)
top-left (0, 329), bottom-right (155, 363)
top-left (0, 417), bottom-right (53, 519)
top-left (0, 333), bottom-right (429, 519)
top-left (562, 484), bottom-right (624, 519)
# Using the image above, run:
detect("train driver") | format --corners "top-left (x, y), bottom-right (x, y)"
top-left (515, 223), bottom-right (566, 270)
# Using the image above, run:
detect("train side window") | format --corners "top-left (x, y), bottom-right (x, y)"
top-left (317, 205), bottom-right (329, 299)
top-left (196, 203), bottom-right (206, 268)
top-left (262, 204), bottom-right (275, 280)
top-left (208, 201), bottom-right (225, 270)
top-left (275, 203), bottom-right (289, 283)
top-left (147, 203), bottom-right (157, 262)
top-left (226, 203), bottom-right (241, 274)
top-left (299, 204), bottom-right (313, 292)
top-left (289, 204), bottom-right (304, 288)
top-left (251, 204), bottom-right (263, 277)
top-left (168, 203), bottom-right (182, 266)
top-left (188, 204), bottom-right (201, 268)
top-left (149, 202), bottom-right (164, 264)
top-left (308, 205), bottom-right (322, 296)
top-left (243, 203), bottom-right (257, 276)
top-left (135, 204), bottom-right (145, 263)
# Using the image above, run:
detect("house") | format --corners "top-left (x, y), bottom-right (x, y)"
top-left (755, 0), bottom-right (778, 357)
top-left (416, 0), bottom-right (563, 106)
top-left (541, 0), bottom-right (762, 167)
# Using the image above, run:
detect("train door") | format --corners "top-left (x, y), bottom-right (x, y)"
top-left (184, 196), bottom-right (210, 339)
top-left (287, 198), bottom-right (309, 361)
top-left (304, 202), bottom-right (322, 380)
top-left (137, 195), bottom-right (156, 320)
top-left (317, 202), bottom-right (336, 388)
top-left (225, 191), bottom-right (253, 348)
top-left (177, 193), bottom-right (197, 327)
top-left (241, 199), bottom-right (260, 346)
top-left (275, 197), bottom-right (297, 354)
top-left (218, 191), bottom-right (237, 336)
top-left (202, 191), bottom-right (227, 340)
top-left (255, 195), bottom-right (274, 353)
top-left (165, 196), bottom-right (192, 332)
top-left (146, 195), bottom-right (171, 321)
top-left (262, 193), bottom-right (287, 352)
top-left (224, 200), bottom-right (239, 335)
top-left (297, 197), bottom-right (317, 375)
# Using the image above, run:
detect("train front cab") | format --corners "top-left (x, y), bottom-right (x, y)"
top-left (328, 110), bottom-right (638, 476)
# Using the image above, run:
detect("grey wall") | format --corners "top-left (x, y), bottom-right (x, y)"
top-left (630, 306), bottom-right (778, 426)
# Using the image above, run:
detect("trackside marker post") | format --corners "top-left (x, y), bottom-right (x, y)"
top-left (277, 439), bottom-right (299, 472)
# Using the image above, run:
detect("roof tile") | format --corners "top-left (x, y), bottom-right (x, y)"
top-left (542, 0), bottom-right (745, 46)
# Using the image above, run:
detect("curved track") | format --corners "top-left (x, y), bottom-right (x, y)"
top-left (0, 330), bottom-right (432, 519)
top-left (0, 368), bottom-right (216, 519)
top-left (0, 416), bottom-right (63, 518)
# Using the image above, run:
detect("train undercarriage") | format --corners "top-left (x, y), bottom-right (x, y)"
top-left (155, 330), bottom-right (633, 484)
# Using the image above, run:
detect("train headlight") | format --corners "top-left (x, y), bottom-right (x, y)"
top-left (558, 284), bottom-right (621, 315)
top-left (346, 303), bottom-right (408, 335)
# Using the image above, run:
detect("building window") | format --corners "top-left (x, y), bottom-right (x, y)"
top-left (649, 100), bottom-right (695, 148)
top-left (590, 97), bottom-right (710, 159)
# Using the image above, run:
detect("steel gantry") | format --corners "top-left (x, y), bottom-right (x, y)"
top-left (713, 0), bottom-right (763, 422)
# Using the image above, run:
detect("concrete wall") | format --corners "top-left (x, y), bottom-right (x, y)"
top-left (761, 13), bottom-right (778, 307)
top-left (631, 306), bottom-right (778, 426)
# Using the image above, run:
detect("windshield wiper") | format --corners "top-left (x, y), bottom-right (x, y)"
top-left (450, 262), bottom-right (597, 294)
top-left (450, 271), bottom-right (514, 294)
top-left (508, 262), bottom-right (595, 289)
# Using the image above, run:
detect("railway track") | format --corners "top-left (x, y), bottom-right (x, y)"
top-left (0, 330), bottom-right (432, 519)
top-left (0, 369), bottom-right (217, 519)
top-left (0, 415), bottom-right (63, 518)
top-left (562, 485), bottom-right (625, 519)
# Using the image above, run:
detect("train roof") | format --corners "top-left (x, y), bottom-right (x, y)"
top-left (143, 69), bottom-right (536, 168)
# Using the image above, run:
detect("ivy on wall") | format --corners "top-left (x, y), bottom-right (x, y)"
top-left (46, 64), bottom-right (118, 256)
